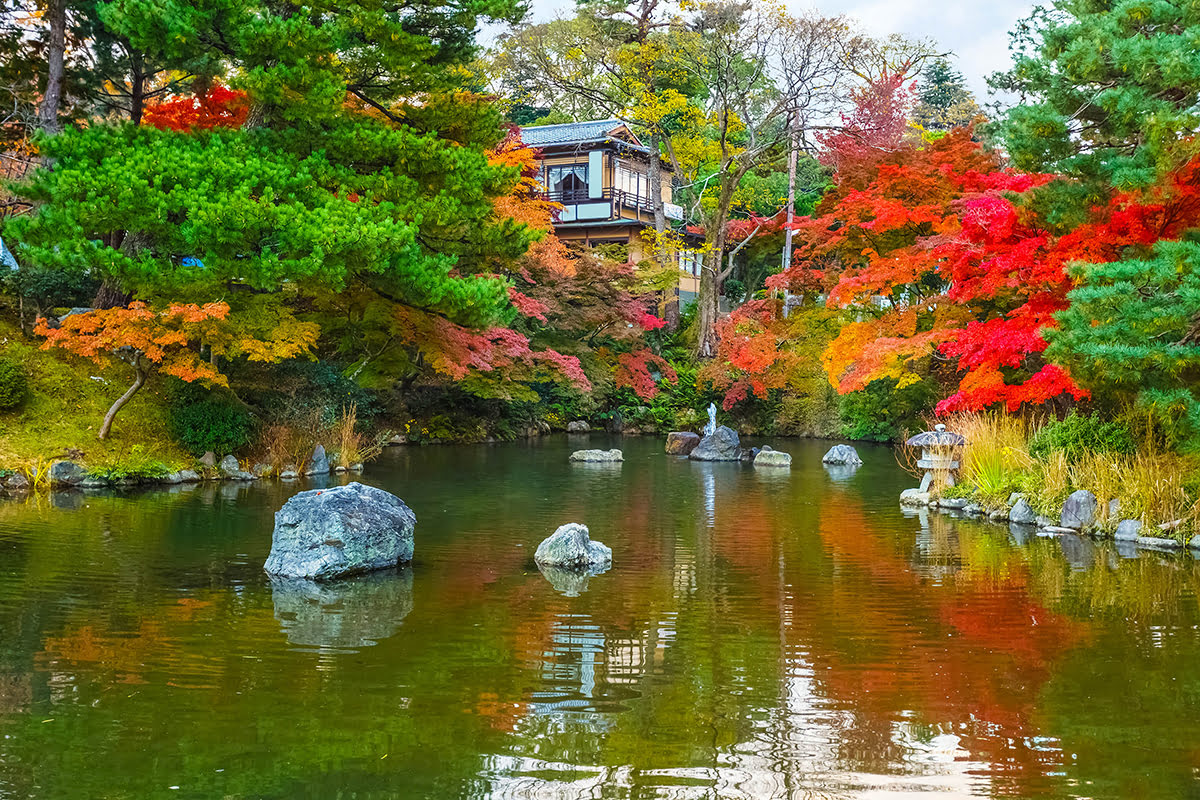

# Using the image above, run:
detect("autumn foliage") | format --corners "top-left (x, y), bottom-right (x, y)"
top-left (142, 86), bottom-right (250, 131)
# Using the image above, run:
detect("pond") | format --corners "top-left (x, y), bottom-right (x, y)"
top-left (1, 435), bottom-right (1199, 799)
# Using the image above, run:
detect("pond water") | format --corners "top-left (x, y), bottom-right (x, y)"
top-left (2, 435), bottom-right (1200, 799)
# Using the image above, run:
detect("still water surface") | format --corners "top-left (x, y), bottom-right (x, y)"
top-left (1, 435), bottom-right (1199, 799)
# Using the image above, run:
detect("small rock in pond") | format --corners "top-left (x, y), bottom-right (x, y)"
top-left (175, 469), bottom-right (201, 484)
top-left (900, 489), bottom-right (931, 507)
top-left (280, 467), bottom-right (299, 480)
top-left (689, 426), bottom-right (741, 461)
top-left (822, 445), bottom-right (862, 466)
top-left (305, 445), bottom-right (331, 475)
top-left (754, 448), bottom-right (792, 468)
top-left (1009, 498), bottom-right (1037, 526)
top-left (1060, 489), bottom-right (1098, 530)
top-left (1115, 519), bottom-right (1142, 541)
top-left (963, 503), bottom-right (984, 516)
top-left (569, 449), bottom-right (623, 463)
top-left (566, 421), bottom-right (590, 433)
top-left (665, 432), bottom-right (700, 455)
top-left (534, 523), bottom-right (612, 570)
top-left (263, 482), bottom-right (416, 581)
top-left (1137, 535), bottom-right (1182, 551)
top-left (5, 473), bottom-right (30, 490)
top-left (938, 497), bottom-right (968, 509)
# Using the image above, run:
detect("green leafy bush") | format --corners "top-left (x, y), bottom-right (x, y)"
top-left (839, 378), bottom-right (935, 442)
top-left (1028, 411), bottom-right (1136, 461)
top-left (0, 358), bottom-right (28, 410)
top-left (169, 394), bottom-right (255, 457)
top-left (88, 446), bottom-right (171, 481)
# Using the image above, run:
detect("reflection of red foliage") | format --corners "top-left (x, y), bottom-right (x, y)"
top-left (142, 86), bottom-right (249, 131)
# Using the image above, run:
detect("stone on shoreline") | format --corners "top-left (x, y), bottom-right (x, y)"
top-left (1190, 535), bottom-right (1200, 550)
top-left (253, 462), bottom-right (273, 478)
top-left (566, 421), bottom-right (590, 433)
top-left (569, 449), bottom-right (623, 463)
top-left (534, 523), bottom-right (612, 570)
top-left (4, 473), bottom-right (29, 491)
top-left (689, 426), bottom-right (741, 461)
top-left (900, 489), bottom-right (931, 507)
top-left (1060, 489), bottom-right (1097, 530)
top-left (754, 446), bottom-right (792, 467)
top-left (263, 482), bottom-right (416, 581)
top-left (665, 432), bottom-right (701, 456)
top-left (822, 445), bottom-right (862, 466)
top-left (938, 497), bottom-right (968, 509)
top-left (963, 503), bottom-right (984, 516)
top-left (1137, 535), bottom-right (1182, 551)
top-left (1115, 519), bottom-right (1142, 541)
top-left (304, 445), bottom-right (330, 476)
top-left (199, 452), bottom-right (217, 469)
top-left (48, 460), bottom-right (86, 487)
top-left (219, 454), bottom-right (255, 481)
top-left (1009, 498), bottom-right (1037, 526)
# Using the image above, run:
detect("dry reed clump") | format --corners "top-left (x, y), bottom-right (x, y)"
top-left (933, 412), bottom-right (1031, 503)
top-left (1067, 450), bottom-right (1200, 533)
top-left (329, 403), bottom-right (385, 468)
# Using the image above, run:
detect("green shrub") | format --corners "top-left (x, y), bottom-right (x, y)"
top-left (169, 394), bottom-right (255, 457)
top-left (839, 377), bottom-right (936, 442)
top-left (88, 446), bottom-right (171, 481)
top-left (1028, 411), bottom-right (1136, 461)
top-left (0, 359), bottom-right (28, 410)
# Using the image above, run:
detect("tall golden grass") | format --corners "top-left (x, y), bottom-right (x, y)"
top-left (330, 403), bottom-right (384, 468)
top-left (938, 412), bottom-right (1199, 536)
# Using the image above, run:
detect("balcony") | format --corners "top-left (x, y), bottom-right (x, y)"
top-left (543, 187), bottom-right (664, 224)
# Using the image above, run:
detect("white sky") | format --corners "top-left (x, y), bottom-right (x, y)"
top-left (519, 0), bottom-right (1035, 102)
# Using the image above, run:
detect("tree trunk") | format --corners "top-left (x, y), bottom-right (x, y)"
top-left (38, 0), bottom-right (67, 135)
top-left (695, 181), bottom-right (736, 358)
top-left (781, 114), bottom-right (799, 316)
top-left (129, 53), bottom-right (146, 124)
top-left (99, 359), bottom-right (147, 440)
top-left (646, 130), bottom-right (679, 327)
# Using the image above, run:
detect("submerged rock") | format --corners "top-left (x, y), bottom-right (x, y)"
top-left (534, 523), bottom-right (612, 570)
top-left (754, 446), bottom-right (792, 467)
top-left (1009, 498), bottom-right (1037, 526)
top-left (569, 449), bottom-right (623, 463)
top-left (665, 431), bottom-right (701, 455)
top-left (263, 482), bottom-right (416, 581)
top-left (1060, 490), bottom-right (1098, 530)
top-left (822, 445), bottom-right (863, 466)
top-left (566, 421), bottom-right (590, 433)
top-left (689, 426), bottom-right (741, 461)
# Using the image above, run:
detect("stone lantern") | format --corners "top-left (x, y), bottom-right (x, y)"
top-left (905, 424), bottom-right (965, 492)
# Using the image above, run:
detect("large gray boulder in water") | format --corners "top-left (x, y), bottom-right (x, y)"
top-left (534, 523), bottom-right (612, 570)
top-left (263, 482), bottom-right (416, 581)
top-left (821, 444), bottom-right (862, 466)
top-left (689, 425), bottom-right (741, 461)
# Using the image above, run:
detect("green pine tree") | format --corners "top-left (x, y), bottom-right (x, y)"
top-left (912, 57), bottom-right (978, 131)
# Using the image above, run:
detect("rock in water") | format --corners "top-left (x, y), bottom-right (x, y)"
top-left (1060, 489), bottom-right (1098, 530)
top-left (569, 449), bottom-right (623, 463)
top-left (689, 426), bottom-right (741, 461)
top-left (566, 421), bottom-right (590, 433)
top-left (1114, 519), bottom-right (1142, 541)
top-left (1009, 498), bottom-right (1037, 526)
top-left (665, 431), bottom-right (701, 455)
top-left (534, 523), bottom-right (612, 570)
top-left (263, 482), bottom-right (416, 581)
top-left (304, 445), bottom-right (330, 475)
top-left (821, 445), bottom-right (862, 466)
top-left (754, 446), bottom-right (792, 467)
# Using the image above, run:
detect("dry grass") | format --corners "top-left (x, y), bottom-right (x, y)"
top-left (329, 403), bottom-right (384, 468)
top-left (938, 412), bottom-right (1032, 503)
top-left (1068, 450), bottom-right (1200, 533)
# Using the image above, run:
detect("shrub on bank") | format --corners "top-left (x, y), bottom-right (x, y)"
top-left (0, 358), bottom-right (28, 410)
top-left (168, 390), bottom-right (255, 457)
top-left (1028, 411), bottom-right (1136, 461)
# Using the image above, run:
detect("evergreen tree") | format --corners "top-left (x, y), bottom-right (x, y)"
top-left (911, 57), bottom-right (978, 131)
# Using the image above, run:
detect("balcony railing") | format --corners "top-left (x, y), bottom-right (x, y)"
top-left (542, 187), bottom-right (657, 221)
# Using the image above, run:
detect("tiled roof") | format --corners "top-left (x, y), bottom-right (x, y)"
top-left (519, 118), bottom-right (634, 147)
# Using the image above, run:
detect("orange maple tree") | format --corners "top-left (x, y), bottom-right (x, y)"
top-left (36, 302), bottom-right (318, 439)
top-left (141, 86), bottom-right (250, 131)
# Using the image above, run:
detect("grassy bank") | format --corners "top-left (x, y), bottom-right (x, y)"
top-left (929, 412), bottom-right (1200, 540)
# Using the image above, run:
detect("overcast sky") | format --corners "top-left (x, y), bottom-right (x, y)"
top-left (519, 0), bottom-right (1035, 102)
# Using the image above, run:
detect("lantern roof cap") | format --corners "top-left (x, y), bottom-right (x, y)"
top-left (905, 423), bottom-right (966, 447)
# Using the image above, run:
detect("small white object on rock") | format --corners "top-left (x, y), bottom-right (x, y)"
top-left (534, 523), bottom-right (612, 570)
top-left (569, 449), bottom-right (623, 463)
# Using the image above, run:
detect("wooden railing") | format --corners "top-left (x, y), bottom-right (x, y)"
top-left (541, 187), bottom-right (657, 221)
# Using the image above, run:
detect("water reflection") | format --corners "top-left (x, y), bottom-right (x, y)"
top-left (2, 437), bottom-right (1200, 799)
top-left (271, 568), bottom-right (413, 652)
top-left (536, 563), bottom-right (608, 597)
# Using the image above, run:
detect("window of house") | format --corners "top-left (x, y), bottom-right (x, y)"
top-left (541, 163), bottom-right (589, 201)
top-left (613, 160), bottom-right (648, 205)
